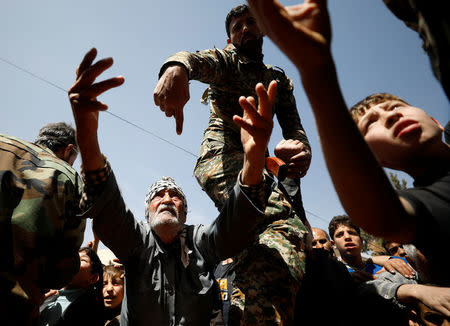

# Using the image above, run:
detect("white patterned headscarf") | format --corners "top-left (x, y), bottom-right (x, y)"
top-left (145, 176), bottom-right (187, 220)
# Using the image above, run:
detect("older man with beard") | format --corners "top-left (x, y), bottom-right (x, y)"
top-left (69, 48), bottom-right (276, 325)
top-left (154, 4), bottom-right (311, 324)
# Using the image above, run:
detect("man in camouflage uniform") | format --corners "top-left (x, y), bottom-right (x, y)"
top-left (154, 5), bottom-right (311, 324)
top-left (0, 123), bottom-right (84, 325)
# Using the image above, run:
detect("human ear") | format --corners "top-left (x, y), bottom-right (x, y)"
top-left (90, 273), bottom-right (100, 286)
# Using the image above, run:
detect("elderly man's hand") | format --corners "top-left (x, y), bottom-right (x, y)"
top-left (247, 0), bottom-right (331, 73)
top-left (233, 81), bottom-right (276, 185)
top-left (274, 139), bottom-right (311, 178)
top-left (68, 48), bottom-right (124, 170)
top-left (153, 65), bottom-right (190, 135)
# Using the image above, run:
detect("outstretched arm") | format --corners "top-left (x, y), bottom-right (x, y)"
top-left (247, 0), bottom-right (415, 242)
top-left (68, 48), bottom-right (124, 171)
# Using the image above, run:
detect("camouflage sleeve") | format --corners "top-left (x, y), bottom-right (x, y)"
top-left (275, 74), bottom-right (311, 151)
top-left (159, 48), bottom-right (232, 85)
top-left (80, 155), bottom-right (111, 211)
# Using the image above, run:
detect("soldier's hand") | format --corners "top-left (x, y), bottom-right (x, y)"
top-left (274, 139), bottom-right (311, 178)
top-left (68, 48), bottom-right (124, 139)
top-left (234, 81), bottom-right (276, 185)
top-left (153, 65), bottom-right (190, 135)
top-left (247, 0), bottom-right (332, 73)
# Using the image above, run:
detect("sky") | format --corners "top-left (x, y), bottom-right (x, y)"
top-left (1, 1), bottom-right (449, 248)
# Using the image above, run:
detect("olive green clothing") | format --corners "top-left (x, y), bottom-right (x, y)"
top-left (161, 44), bottom-right (310, 325)
top-left (0, 134), bottom-right (84, 324)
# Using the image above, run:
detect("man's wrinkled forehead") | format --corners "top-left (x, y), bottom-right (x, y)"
top-left (145, 176), bottom-right (187, 209)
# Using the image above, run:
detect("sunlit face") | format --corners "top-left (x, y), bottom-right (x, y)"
top-left (332, 225), bottom-right (363, 258)
top-left (357, 100), bottom-right (443, 169)
top-left (103, 274), bottom-right (124, 310)
top-left (148, 188), bottom-right (186, 229)
top-left (312, 228), bottom-right (332, 252)
top-left (385, 242), bottom-right (408, 258)
top-left (229, 11), bottom-right (263, 52)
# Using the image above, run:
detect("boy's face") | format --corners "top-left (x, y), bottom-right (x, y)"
top-left (103, 273), bottom-right (124, 310)
top-left (356, 100), bottom-right (443, 168)
top-left (332, 224), bottom-right (363, 258)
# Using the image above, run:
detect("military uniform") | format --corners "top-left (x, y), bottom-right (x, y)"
top-left (0, 134), bottom-right (84, 325)
top-left (161, 44), bottom-right (310, 325)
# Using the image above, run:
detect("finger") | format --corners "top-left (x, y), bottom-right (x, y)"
top-left (76, 57), bottom-right (115, 89)
top-left (164, 106), bottom-right (175, 118)
top-left (233, 115), bottom-right (256, 135)
top-left (76, 48), bottom-right (97, 78)
top-left (81, 76), bottom-right (125, 99)
top-left (175, 107), bottom-right (184, 135)
top-left (254, 83), bottom-right (271, 119)
top-left (290, 151), bottom-right (311, 162)
top-left (239, 96), bottom-right (260, 122)
top-left (267, 80), bottom-right (277, 107)
top-left (376, 267), bottom-right (386, 274)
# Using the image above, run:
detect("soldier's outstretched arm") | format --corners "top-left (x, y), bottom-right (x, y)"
top-left (68, 48), bottom-right (124, 171)
top-left (234, 81), bottom-right (276, 186)
top-left (153, 64), bottom-right (190, 135)
top-left (247, 0), bottom-right (415, 242)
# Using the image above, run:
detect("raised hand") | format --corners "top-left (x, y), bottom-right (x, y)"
top-left (274, 139), bottom-right (311, 178)
top-left (68, 48), bottom-right (124, 138)
top-left (233, 81), bottom-right (276, 185)
top-left (153, 65), bottom-right (190, 135)
top-left (68, 48), bottom-right (124, 170)
top-left (247, 0), bottom-right (331, 72)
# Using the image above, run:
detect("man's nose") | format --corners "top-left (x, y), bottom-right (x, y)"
top-left (385, 111), bottom-right (401, 129)
top-left (161, 191), bottom-right (172, 203)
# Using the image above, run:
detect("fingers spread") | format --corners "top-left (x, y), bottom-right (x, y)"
top-left (239, 96), bottom-right (259, 122)
top-left (77, 57), bottom-right (114, 88)
top-left (81, 76), bottom-right (125, 99)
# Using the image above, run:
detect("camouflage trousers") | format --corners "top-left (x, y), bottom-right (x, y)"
top-left (194, 115), bottom-right (308, 325)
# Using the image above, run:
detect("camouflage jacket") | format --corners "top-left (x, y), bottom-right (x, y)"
top-left (0, 134), bottom-right (84, 296)
top-left (160, 43), bottom-right (310, 149)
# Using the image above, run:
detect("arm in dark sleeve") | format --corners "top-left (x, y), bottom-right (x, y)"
top-left (159, 48), bottom-right (231, 85)
top-left (194, 177), bottom-right (266, 264)
top-left (79, 172), bottom-right (146, 264)
top-left (275, 75), bottom-right (310, 150)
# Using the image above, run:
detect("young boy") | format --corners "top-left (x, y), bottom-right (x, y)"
top-left (246, 0), bottom-right (450, 285)
top-left (328, 215), bottom-right (382, 276)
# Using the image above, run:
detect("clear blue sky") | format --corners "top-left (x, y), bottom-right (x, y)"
top-left (1, 1), bottom-right (448, 247)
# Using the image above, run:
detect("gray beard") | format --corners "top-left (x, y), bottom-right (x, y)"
top-left (149, 204), bottom-right (181, 229)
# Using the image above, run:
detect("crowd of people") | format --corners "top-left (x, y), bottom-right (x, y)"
top-left (1, 1), bottom-right (449, 325)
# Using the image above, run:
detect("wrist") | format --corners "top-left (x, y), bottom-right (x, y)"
top-left (241, 155), bottom-right (265, 186)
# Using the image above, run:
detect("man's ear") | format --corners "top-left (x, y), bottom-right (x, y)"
top-left (227, 38), bottom-right (231, 44)
top-left (63, 144), bottom-right (74, 159)
top-left (330, 240), bottom-right (335, 247)
top-left (89, 273), bottom-right (100, 286)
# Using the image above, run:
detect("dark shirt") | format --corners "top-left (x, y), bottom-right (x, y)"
top-left (80, 172), bottom-right (265, 325)
top-left (398, 166), bottom-right (450, 285)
